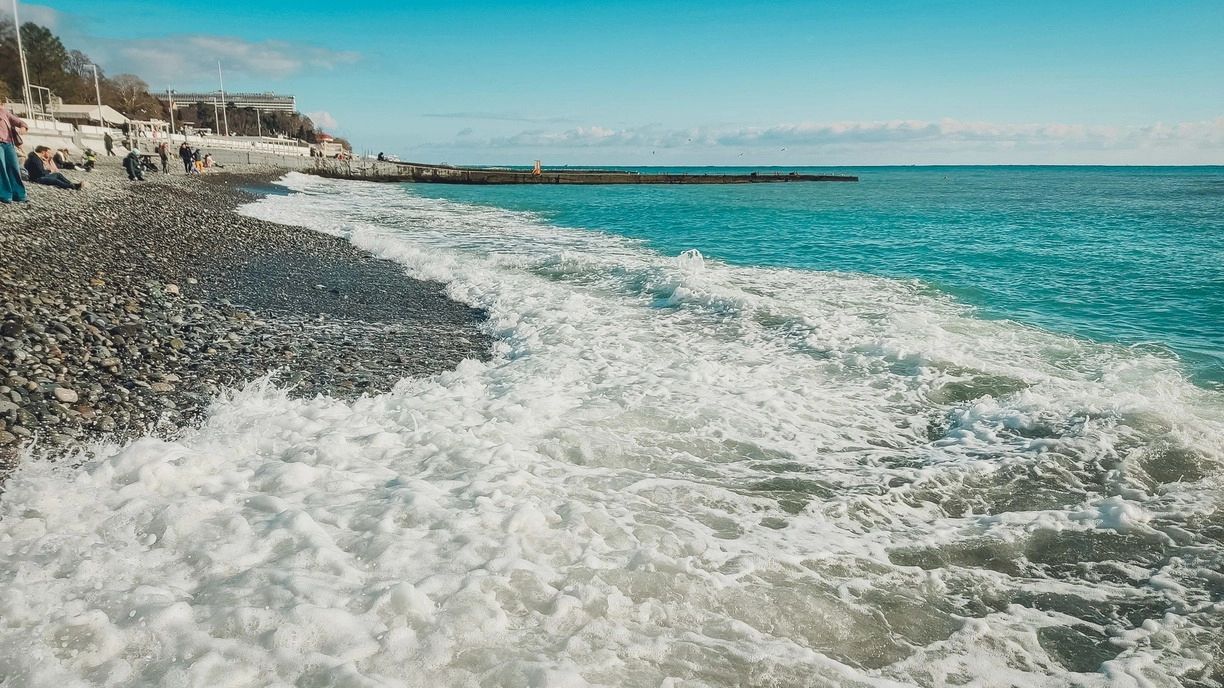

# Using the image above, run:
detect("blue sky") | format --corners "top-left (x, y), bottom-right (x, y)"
top-left (11, 0), bottom-right (1224, 164)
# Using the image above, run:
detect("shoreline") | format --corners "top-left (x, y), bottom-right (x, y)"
top-left (0, 165), bottom-right (492, 474)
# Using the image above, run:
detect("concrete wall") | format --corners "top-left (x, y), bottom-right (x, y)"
top-left (203, 148), bottom-right (317, 170)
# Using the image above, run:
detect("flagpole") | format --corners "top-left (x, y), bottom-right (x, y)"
top-left (217, 61), bottom-right (229, 136)
top-left (167, 88), bottom-right (175, 137)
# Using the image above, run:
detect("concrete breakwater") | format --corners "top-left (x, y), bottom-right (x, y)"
top-left (309, 159), bottom-right (859, 184)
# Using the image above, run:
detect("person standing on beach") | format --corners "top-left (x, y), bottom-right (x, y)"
top-left (0, 104), bottom-right (29, 204)
top-left (104, 132), bottom-right (115, 156)
top-left (157, 142), bottom-right (169, 173)
top-left (178, 142), bottom-right (193, 173)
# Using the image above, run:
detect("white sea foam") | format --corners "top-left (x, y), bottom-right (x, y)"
top-left (1, 172), bottom-right (1221, 687)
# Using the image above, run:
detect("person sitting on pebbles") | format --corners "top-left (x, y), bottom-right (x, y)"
top-left (52, 148), bottom-right (74, 170)
top-left (122, 148), bottom-right (145, 181)
top-left (24, 146), bottom-right (86, 191)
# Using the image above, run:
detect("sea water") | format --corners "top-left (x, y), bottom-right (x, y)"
top-left (0, 168), bottom-right (1222, 687)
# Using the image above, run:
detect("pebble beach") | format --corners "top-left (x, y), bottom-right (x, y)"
top-left (0, 164), bottom-right (492, 475)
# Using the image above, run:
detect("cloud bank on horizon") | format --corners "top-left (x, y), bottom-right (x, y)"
top-left (419, 116), bottom-right (1224, 165)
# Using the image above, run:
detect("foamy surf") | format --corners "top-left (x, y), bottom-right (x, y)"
top-left (1, 171), bottom-right (1221, 687)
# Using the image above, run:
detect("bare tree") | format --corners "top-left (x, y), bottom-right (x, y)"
top-left (65, 50), bottom-right (93, 79)
top-left (110, 73), bottom-right (149, 114)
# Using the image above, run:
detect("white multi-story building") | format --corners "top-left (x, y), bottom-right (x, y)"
top-left (161, 92), bottom-right (297, 112)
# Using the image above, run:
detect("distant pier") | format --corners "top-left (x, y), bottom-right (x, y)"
top-left (308, 159), bottom-right (858, 185)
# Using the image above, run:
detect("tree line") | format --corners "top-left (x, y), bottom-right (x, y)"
top-left (0, 21), bottom-right (335, 144)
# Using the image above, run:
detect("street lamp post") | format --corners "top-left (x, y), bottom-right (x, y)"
top-left (88, 64), bottom-right (104, 131)
top-left (217, 61), bottom-right (229, 136)
top-left (167, 88), bottom-right (175, 139)
top-left (10, 0), bottom-right (34, 119)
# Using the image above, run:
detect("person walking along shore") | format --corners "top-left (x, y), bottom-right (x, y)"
top-left (0, 104), bottom-right (29, 204)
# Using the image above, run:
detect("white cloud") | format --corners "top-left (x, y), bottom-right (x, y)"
top-left (422, 112), bottom-right (577, 124)
top-left (90, 35), bottom-right (358, 84)
top-left (0, 3), bottom-right (61, 30)
top-left (306, 110), bottom-right (338, 130)
top-left (433, 116), bottom-right (1224, 164)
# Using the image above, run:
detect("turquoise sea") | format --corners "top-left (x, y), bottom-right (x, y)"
top-left (413, 166), bottom-right (1224, 387)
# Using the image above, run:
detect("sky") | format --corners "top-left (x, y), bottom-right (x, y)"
top-left (8, 0), bottom-right (1224, 165)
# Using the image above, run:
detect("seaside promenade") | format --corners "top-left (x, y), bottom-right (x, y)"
top-left (15, 118), bottom-right (320, 172)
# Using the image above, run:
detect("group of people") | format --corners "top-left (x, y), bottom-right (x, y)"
top-left (174, 142), bottom-right (219, 175)
top-left (24, 145), bottom-right (88, 190)
top-left (1, 103), bottom-right (221, 203)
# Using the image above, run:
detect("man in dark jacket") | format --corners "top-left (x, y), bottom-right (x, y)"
top-left (25, 146), bottom-right (84, 190)
top-left (178, 142), bottom-right (193, 174)
top-left (103, 132), bottom-right (115, 156)
top-left (122, 149), bottom-right (145, 181)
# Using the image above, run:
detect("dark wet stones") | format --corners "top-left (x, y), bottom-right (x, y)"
top-left (0, 317), bottom-right (22, 338)
top-left (1, 166), bottom-right (492, 475)
top-left (1037, 625), bottom-right (1121, 673)
top-left (926, 372), bottom-right (1031, 405)
top-left (888, 538), bottom-right (1026, 577)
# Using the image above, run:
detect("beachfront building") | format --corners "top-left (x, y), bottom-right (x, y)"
top-left (160, 92), bottom-right (297, 112)
top-left (315, 133), bottom-right (346, 157)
